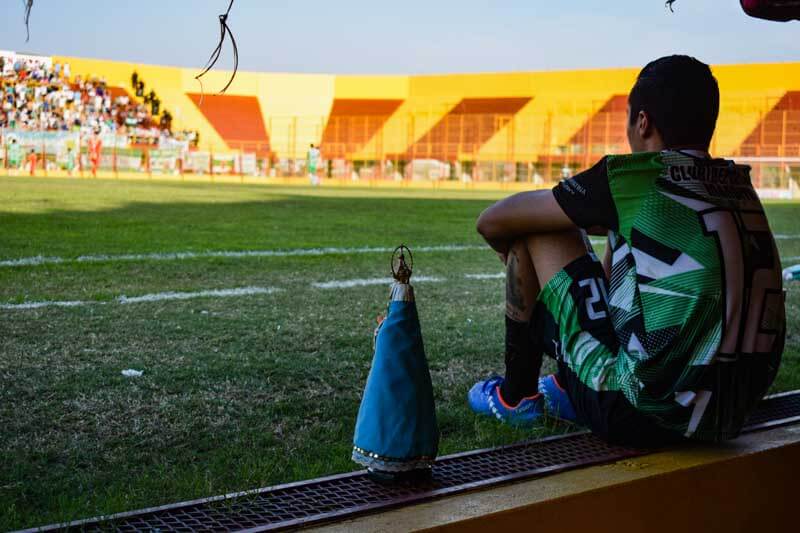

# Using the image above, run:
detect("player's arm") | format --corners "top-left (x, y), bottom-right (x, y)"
top-left (476, 190), bottom-right (575, 255)
top-left (478, 157), bottom-right (617, 256)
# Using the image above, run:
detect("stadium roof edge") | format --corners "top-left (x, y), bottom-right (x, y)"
top-left (18, 52), bottom-right (800, 77)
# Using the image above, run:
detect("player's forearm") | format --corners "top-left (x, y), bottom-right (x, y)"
top-left (481, 234), bottom-right (511, 256)
top-left (476, 208), bottom-right (513, 255)
top-left (476, 190), bottom-right (575, 249)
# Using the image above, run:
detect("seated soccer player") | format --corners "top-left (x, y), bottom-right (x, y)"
top-left (468, 55), bottom-right (786, 447)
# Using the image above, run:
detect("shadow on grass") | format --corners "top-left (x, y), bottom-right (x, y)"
top-left (0, 194), bottom-right (493, 260)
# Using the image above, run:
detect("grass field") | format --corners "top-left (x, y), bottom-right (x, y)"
top-left (1, 175), bottom-right (798, 530)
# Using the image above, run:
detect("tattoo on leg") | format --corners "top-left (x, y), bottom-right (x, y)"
top-left (506, 249), bottom-right (527, 321)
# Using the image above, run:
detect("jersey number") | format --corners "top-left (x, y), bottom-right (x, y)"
top-left (579, 277), bottom-right (608, 321)
top-left (700, 209), bottom-right (783, 359)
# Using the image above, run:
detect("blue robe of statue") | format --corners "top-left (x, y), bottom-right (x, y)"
top-left (352, 281), bottom-right (439, 472)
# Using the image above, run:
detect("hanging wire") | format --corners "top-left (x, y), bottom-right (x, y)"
top-left (195, 0), bottom-right (239, 104)
top-left (666, 0), bottom-right (677, 12)
top-left (23, 0), bottom-right (33, 42)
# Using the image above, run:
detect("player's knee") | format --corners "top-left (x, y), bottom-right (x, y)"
top-left (508, 237), bottom-right (529, 255)
top-left (475, 211), bottom-right (493, 239)
top-left (526, 230), bottom-right (587, 264)
top-left (524, 229), bottom-right (583, 249)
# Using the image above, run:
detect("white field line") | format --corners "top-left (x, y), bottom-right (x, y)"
top-left (5, 260), bottom-right (798, 310)
top-left (465, 272), bottom-right (505, 279)
top-left (0, 300), bottom-right (89, 310)
top-left (3, 234), bottom-right (798, 268)
top-left (0, 244), bottom-right (487, 268)
top-left (117, 287), bottom-right (280, 304)
top-left (0, 286), bottom-right (280, 310)
top-left (312, 276), bottom-right (443, 290)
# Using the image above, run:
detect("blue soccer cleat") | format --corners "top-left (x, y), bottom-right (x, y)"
top-left (468, 375), bottom-right (544, 428)
top-left (538, 373), bottom-right (577, 422)
top-left (467, 375), bottom-right (503, 417)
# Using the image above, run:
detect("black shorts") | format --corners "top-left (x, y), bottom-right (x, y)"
top-left (532, 254), bottom-right (685, 448)
top-left (555, 362), bottom-right (685, 448)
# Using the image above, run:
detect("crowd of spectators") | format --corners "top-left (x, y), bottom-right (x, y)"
top-left (0, 56), bottom-right (197, 147)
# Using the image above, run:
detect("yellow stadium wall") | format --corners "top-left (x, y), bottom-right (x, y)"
top-left (711, 63), bottom-right (800, 154)
top-left (53, 55), bottom-right (229, 152)
top-left (51, 55), bottom-right (800, 161)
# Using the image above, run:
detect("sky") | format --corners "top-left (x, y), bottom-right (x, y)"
top-left (0, 0), bottom-right (798, 74)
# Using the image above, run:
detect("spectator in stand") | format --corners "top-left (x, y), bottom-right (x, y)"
top-left (159, 110), bottom-right (172, 131)
top-left (0, 57), bottom-right (191, 150)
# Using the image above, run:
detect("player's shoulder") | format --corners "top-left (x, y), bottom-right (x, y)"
top-left (605, 150), bottom-right (750, 180)
top-left (606, 152), bottom-right (664, 173)
top-left (659, 150), bottom-right (745, 169)
top-left (659, 150), bottom-right (752, 181)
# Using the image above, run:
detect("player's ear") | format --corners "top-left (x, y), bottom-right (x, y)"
top-left (636, 110), bottom-right (661, 141)
top-left (627, 107), bottom-right (648, 152)
top-left (637, 110), bottom-right (652, 138)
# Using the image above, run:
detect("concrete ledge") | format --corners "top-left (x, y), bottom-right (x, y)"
top-left (315, 425), bottom-right (800, 532)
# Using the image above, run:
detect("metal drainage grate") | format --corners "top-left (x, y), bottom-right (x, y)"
top-left (28, 390), bottom-right (800, 533)
top-left (741, 390), bottom-right (800, 433)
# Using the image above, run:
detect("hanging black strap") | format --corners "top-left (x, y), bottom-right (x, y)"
top-left (195, 0), bottom-right (239, 100)
top-left (23, 0), bottom-right (34, 42)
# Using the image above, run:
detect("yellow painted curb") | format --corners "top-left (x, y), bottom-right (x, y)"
top-left (315, 425), bottom-right (800, 533)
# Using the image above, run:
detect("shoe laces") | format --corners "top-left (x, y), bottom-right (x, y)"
top-left (482, 375), bottom-right (503, 394)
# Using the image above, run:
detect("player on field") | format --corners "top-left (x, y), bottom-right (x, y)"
top-left (7, 138), bottom-right (22, 174)
top-left (307, 143), bottom-right (321, 186)
top-left (26, 149), bottom-right (37, 177)
top-left (64, 147), bottom-right (76, 176)
top-left (87, 130), bottom-right (102, 178)
top-left (468, 56), bottom-right (785, 446)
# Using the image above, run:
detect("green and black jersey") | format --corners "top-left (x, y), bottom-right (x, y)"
top-left (551, 150), bottom-right (785, 441)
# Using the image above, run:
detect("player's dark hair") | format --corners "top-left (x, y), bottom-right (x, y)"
top-left (628, 55), bottom-right (719, 149)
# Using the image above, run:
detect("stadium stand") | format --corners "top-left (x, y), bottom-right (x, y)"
top-left (0, 55), bottom-right (193, 147)
top-left (738, 91), bottom-right (800, 157)
top-left (1, 52), bottom-right (799, 189)
top-left (187, 93), bottom-right (270, 156)
top-left (403, 97), bottom-right (532, 161)
top-left (321, 99), bottom-right (403, 159)
top-left (567, 95), bottom-right (628, 164)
